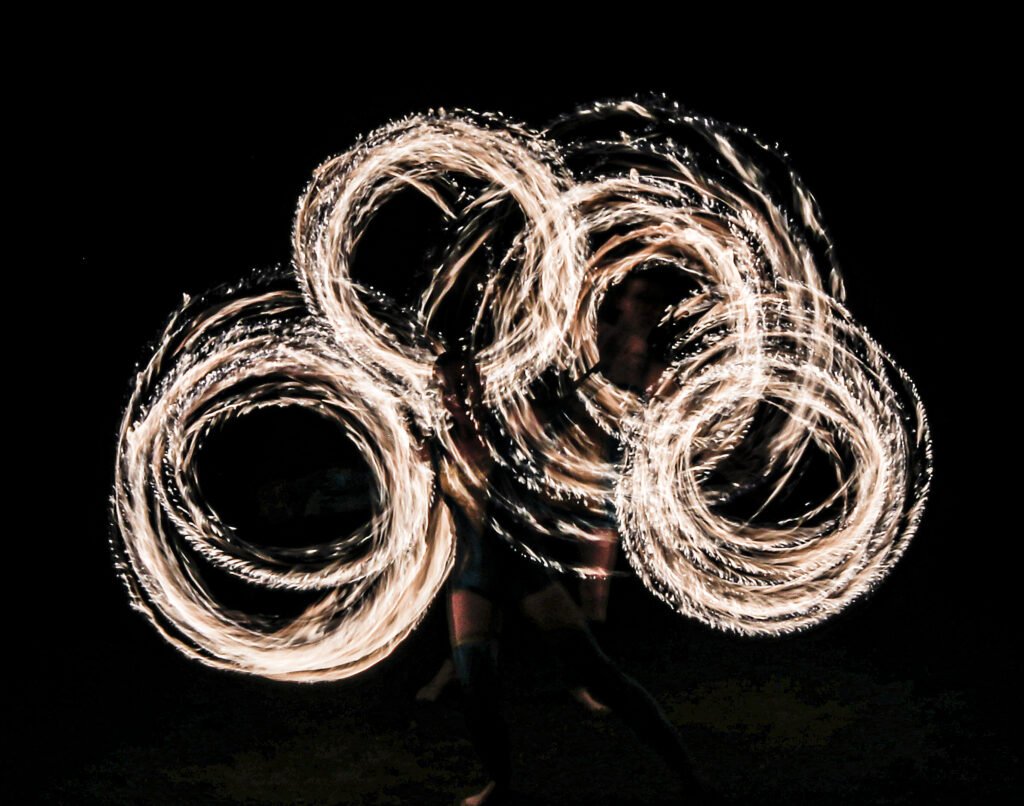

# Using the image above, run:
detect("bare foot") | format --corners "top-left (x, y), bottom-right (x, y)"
top-left (416, 658), bottom-right (456, 702)
top-left (459, 780), bottom-right (507, 805)
top-left (571, 686), bottom-right (611, 714)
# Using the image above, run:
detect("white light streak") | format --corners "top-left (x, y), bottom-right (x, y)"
top-left (112, 291), bottom-right (452, 680)
top-left (112, 99), bottom-right (932, 679)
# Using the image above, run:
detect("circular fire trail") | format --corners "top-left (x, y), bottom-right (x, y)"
top-left (112, 289), bottom-right (451, 680)
top-left (112, 99), bottom-right (932, 678)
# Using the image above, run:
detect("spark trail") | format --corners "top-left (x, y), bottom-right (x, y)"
top-left (111, 98), bottom-right (931, 679)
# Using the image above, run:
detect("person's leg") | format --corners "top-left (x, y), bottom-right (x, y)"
top-left (449, 588), bottom-right (510, 805)
top-left (573, 530), bottom-right (618, 713)
top-left (577, 532), bottom-right (617, 626)
top-left (519, 583), bottom-right (704, 793)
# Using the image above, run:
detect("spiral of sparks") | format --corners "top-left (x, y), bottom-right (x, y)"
top-left (112, 98), bottom-right (931, 679)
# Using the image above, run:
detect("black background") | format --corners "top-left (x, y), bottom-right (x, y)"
top-left (27, 36), bottom-right (1016, 805)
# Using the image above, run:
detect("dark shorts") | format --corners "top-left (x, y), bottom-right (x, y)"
top-left (446, 498), bottom-right (553, 604)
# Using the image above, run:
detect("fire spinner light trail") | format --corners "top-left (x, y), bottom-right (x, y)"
top-left (111, 97), bottom-right (932, 681)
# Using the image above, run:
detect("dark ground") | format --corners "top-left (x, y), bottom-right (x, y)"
top-left (23, 32), bottom-right (1017, 805)
top-left (40, 574), bottom-right (1018, 805)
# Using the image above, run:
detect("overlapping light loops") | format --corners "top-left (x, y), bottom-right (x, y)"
top-left (292, 113), bottom-right (587, 413)
top-left (619, 287), bottom-right (930, 633)
top-left (112, 98), bottom-right (931, 680)
top-left (114, 291), bottom-right (450, 680)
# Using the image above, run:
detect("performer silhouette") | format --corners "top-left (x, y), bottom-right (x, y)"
top-left (431, 346), bottom-right (706, 805)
